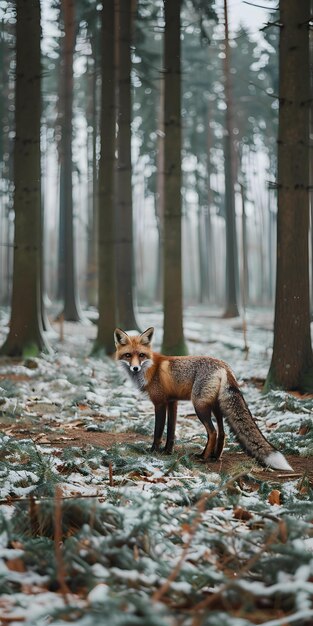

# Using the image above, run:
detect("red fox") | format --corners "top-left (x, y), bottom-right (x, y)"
top-left (114, 327), bottom-right (293, 471)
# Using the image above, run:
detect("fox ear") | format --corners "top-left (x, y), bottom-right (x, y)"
top-left (114, 328), bottom-right (130, 347)
top-left (139, 327), bottom-right (154, 346)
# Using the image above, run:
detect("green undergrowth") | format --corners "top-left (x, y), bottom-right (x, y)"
top-left (1, 427), bottom-right (313, 625)
top-left (1, 487), bottom-right (313, 625)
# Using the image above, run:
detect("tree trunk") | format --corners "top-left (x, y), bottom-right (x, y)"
top-left (155, 73), bottom-right (165, 304)
top-left (161, 0), bottom-right (187, 355)
top-left (267, 187), bottom-right (276, 303)
top-left (240, 183), bottom-right (249, 307)
top-left (93, 0), bottom-right (118, 355)
top-left (115, 0), bottom-right (138, 331)
top-left (266, 0), bottom-right (313, 392)
top-left (223, 0), bottom-right (239, 318)
top-left (59, 0), bottom-right (81, 321)
top-left (311, 192), bottom-right (313, 318)
top-left (0, 0), bottom-right (49, 356)
top-left (197, 205), bottom-right (207, 304)
top-left (196, 164), bottom-right (210, 304)
top-left (206, 107), bottom-right (215, 303)
top-left (86, 45), bottom-right (99, 308)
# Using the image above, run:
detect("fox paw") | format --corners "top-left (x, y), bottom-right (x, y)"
top-left (193, 451), bottom-right (219, 462)
top-left (161, 446), bottom-right (173, 455)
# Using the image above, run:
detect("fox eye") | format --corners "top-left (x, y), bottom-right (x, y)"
top-left (139, 353), bottom-right (146, 358)
top-left (124, 353), bottom-right (131, 359)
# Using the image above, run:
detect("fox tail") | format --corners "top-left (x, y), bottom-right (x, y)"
top-left (219, 384), bottom-right (292, 471)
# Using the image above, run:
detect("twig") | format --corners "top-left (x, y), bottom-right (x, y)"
top-left (59, 313), bottom-right (64, 342)
top-left (109, 461), bottom-right (114, 487)
top-left (29, 494), bottom-right (38, 535)
top-left (0, 617), bottom-right (25, 623)
top-left (54, 485), bottom-right (70, 604)
top-left (0, 492), bottom-right (107, 505)
top-left (260, 20), bottom-right (283, 31)
top-left (276, 472), bottom-right (302, 479)
top-left (243, 1), bottom-right (278, 9)
top-left (242, 313), bottom-right (249, 359)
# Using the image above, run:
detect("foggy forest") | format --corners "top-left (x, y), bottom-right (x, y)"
top-left (0, 0), bottom-right (313, 625)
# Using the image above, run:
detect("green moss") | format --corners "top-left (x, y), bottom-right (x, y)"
top-left (265, 363), bottom-right (313, 394)
top-left (300, 365), bottom-right (313, 393)
top-left (22, 342), bottom-right (40, 358)
top-left (263, 368), bottom-right (278, 393)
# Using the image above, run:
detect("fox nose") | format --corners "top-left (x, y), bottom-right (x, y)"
top-left (131, 365), bottom-right (140, 373)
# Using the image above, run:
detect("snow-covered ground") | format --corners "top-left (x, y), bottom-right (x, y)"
top-left (0, 306), bottom-right (312, 626)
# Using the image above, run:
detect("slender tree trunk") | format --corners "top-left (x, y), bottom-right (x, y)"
top-left (311, 189), bottom-right (313, 318)
top-left (309, 8), bottom-right (313, 322)
top-left (223, 0), bottom-right (239, 318)
top-left (86, 45), bottom-right (99, 307)
top-left (0, 0), bottom-right (49, 356)
top-left (197, 205), bottom-right (206, 304)
top-left (40, 190), bottom-right (51, 332)
top-left (196, 165), bottom-right (209, 304)
top-left (155, 73), bottom-right (165, 303)
top-left (266, 0), bottom-right (313, 391)
top-left (240, 183), bottom-right (249, 306)
top-left (57, 161), bottom-right (65, 300)
top-left (267, 186), bottom-right (275, 303)
top-left (0, 27), bottom-right (4, 305)
top-left (115, 0), bottom-right (138, 330)
top-left (94, 0), bottom-right (118, 355)
top-left (161, 0), bottom-right (187, 355)
top-left (204, 206), bottom-right (214, 302)
top-left (59, 0), bottom-right (81, 321)
top-left (206, 107), bottom-right (215, 303)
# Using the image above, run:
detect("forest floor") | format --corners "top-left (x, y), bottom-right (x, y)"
top-left (1, 421), bottom-right (312, 484)
top-left (0, 305), bottom-right (313, 626)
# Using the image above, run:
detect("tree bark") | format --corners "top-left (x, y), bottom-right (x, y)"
top-left (155, 73), bottom-right (165, 304)
top-left (0, 0), bottom-right (49, 356)
top-left (93, 0), bottom-right (118, 355)
top-left (115, 0), bottom-right (139, 331)
top-left (206, 107), bottom-right (215, 303)
top-left (197, 204), bottom-right (207, 304)
top-left (59, 0), bottom-right (81, 321)
top-left (161, 0), bottom-right (187, 355)
top-left (240, 183), bottom-right (249, 306)
top-left (223, 0), bottom-right (239, 318)
top-left (266, 0), bottom-right (313, 391)
top-left (86, 49), bottom-right (99, 308)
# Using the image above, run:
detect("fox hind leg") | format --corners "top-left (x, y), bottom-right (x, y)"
top-left (193, 403), bottom-right (217, 460)
top-left (212, 402), bottom-right (225, 460)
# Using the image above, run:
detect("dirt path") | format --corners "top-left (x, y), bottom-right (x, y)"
top-left (1, 418), bottom-right (311, 483)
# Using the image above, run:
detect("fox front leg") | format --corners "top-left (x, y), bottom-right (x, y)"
top-left (163, 401), bottom-right (177, 454)
top-left (151, 403), bottom-right (167, 452)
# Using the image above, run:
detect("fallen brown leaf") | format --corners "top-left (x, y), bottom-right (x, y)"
top-left (233, 506), bottom-right (253, 521)
top-left (6, 558), bottom-right (26, 573)
top-left (268, 489), bottom-right (281, 505)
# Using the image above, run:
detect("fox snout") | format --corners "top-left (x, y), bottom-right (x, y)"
top-left (130, 362), bottom-right (141, 373)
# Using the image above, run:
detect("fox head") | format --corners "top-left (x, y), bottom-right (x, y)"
top-left (114, 327), bottom-right (154, 373)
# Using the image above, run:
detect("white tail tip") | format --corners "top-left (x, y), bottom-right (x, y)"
top-left (265, 451), bottom-right (293, 472)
